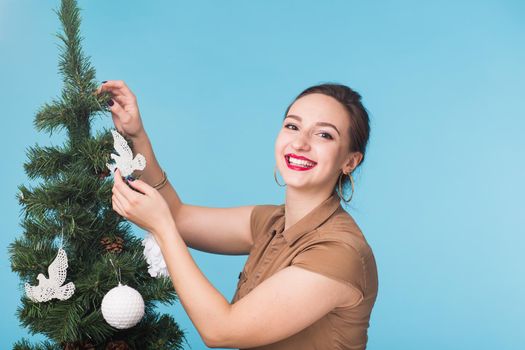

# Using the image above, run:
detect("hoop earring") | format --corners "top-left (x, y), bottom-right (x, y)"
top-left (274, 166), bottom-right (286, 187)
top-left (338, 172), bottom-right (355, 203)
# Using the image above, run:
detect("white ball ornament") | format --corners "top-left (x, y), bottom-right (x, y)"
top-left (101, 283), bottom-right (145, 329)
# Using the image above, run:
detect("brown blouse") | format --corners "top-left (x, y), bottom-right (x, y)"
top-left (231, 193), bottom-right (378, 350)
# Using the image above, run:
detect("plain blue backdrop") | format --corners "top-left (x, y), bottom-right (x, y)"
top-left (1, 1), bottom-right (524, 349)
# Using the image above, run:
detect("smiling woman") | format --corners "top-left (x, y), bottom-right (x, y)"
top-left (101, 80), bottom-right (377, 349)
top-left (277, 84), bottom-right (371, 204)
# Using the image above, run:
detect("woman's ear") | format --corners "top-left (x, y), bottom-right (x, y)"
top-left (344, 152), bottom-right (363, 173)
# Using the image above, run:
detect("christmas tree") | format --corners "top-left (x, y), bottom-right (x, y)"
top-left (9, 1), bottom-right (186, 348)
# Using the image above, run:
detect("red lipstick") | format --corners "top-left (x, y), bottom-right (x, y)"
top-left (284, 153), bottom-right (317, 171)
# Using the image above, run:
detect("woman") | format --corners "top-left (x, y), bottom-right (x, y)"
top-left (100, 80), bottom-right (378, 349)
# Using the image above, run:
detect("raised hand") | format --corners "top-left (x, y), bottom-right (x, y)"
top-left (97, 80), bottom-right (145, 139)
top-left (111, 169), bottom-right (174, 238)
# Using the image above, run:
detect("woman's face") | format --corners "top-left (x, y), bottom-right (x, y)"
top-left (275, 93), bottom-right (354, 194)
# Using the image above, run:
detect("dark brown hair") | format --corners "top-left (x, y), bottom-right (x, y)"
top-left (284, 83), bottom-right (371, 197)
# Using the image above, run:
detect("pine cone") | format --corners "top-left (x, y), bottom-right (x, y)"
top-left (98, 168), bottom-right (110, 179)
top-left (106, 340), bottom-right (129, 350)
top-left (81, 342), bottom-right (95, 350)
top-left (62, 341), bottom-right (95, 350)
top-left (100, 236), bottom-right (124, 253)
top-left (108, 243), bottom-right (122, 253)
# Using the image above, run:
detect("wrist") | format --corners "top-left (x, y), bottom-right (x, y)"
top-left (130, 127), bottom-right (148, 142)
top-left (152, 219), bottom-right (177, 246)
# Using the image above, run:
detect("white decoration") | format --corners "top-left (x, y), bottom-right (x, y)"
top-left (142, 233), bottom-right (169, 278)
top-left (106, 129), bottom-right (146, 178)
top-left (101, 283), bottom-right (145, 329)
top-left (25, 248), bottom-right (75, 302)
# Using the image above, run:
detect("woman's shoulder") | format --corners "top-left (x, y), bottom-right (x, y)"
top-left (251, 203), bottom-right (282, 217)
top-left (312, 207), bottom-right (379, 297)
top-left (249, 204), bottom-right (284, 236)
top-left (316, 206), bottom-right (373, 257)
top-left (251, 204), bottom-right (284, 224)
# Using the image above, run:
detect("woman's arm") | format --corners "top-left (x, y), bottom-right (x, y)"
top-left (112, 174), bottom-right (362, 348)
top-left (156, 217), bottom-right (361, 348)
top-left (130, 133), bottom-right (256, 254)
top-left (100, 81), bottom-right (254, 254)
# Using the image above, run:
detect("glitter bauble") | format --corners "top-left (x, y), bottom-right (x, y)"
top-left (101, 283), bottom-right (145, 329)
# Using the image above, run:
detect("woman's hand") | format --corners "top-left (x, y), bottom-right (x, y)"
top-left (112, 168), bottom-right (174, 238)
top-left (97, 80), bottom-right (145, 139)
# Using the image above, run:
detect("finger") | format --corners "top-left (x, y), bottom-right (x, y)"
top-left (99, 80), bottom-right (136, 99)
top-left (114, 169), bottom-right (144, 201)
top-left (96, 81), bottom-right (115, 95)
top-left (113, 169), bottom-right (126, 187)
top-left (112, 175), bottom-right (133, 211)
top-left (108, 98), bottom-right (132, 127)
top-left (109, 93), bottom-right (133, 109)
top-left (98, 85), bottom-right (135, 108)
top-left (127, 178), bottom-right (154, 196)
top-left (97, 84), bottom-right (132, 106)
top-left (112, 194), bottom-right (126, 216)
top-left (113, 168), bottom-right (125, 187)
top-left (112, 188), bottom-right (130, 213)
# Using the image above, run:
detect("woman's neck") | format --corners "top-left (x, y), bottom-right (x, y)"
top-left (283, 187), bottom-right (334, 231)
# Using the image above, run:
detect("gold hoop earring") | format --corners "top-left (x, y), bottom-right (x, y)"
top-left (274, 166), bottom-right (286, 187)
top-left (338, 172), bottom-right (355, 203)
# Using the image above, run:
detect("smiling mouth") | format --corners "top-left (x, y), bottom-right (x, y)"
top-left (285, 154), bottom-right (317, 171)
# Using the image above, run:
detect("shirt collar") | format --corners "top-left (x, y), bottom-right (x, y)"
top-left (269, 192), bottom-right (342, 246)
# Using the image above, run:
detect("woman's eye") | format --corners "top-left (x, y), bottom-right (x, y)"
top-left (284, 123), bottom-right (298, 130)
top-left (319, 132), bottom-right (333, 140)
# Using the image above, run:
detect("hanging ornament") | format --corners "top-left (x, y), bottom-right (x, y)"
top-left (106, 129), bottom-right (146, 179)
top-left (101, 259), bottom-right (145, 329)
top-left (101, 283), bottom-right (145, 329)
top-left (25, 247), bottom-right (75, 302)
top-left (142, 232), bottom-right (169, 278)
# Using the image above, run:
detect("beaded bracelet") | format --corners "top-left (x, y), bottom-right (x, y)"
top-left (152, 170), bottom-right (168, 190)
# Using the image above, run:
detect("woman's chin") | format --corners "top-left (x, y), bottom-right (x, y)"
top-left (283, 179), bottom-right (313, 190)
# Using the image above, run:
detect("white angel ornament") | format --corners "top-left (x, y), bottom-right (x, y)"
top-left (106, 129), bottom-right (146, 178)
top-left (25, 248), bottom-right (75, 302)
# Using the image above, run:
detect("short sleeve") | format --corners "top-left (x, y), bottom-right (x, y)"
top-left (250, 204), bottom-right (279, 244)
top-left (292, 240), bottom-right (366, 299)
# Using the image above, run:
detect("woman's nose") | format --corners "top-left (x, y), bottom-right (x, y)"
top-left (291, 132), bottom-right (311, 151)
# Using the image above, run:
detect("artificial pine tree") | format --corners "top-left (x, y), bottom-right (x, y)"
top-left (9, 1), bottom-right (186, 349)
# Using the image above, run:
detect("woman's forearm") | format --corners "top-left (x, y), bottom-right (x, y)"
top-left (130, 130), bottom-right (163, 185)
top-left (154, 221), bottom-right (231, 346)
top-left (130, 130), bottom-right (184, 219)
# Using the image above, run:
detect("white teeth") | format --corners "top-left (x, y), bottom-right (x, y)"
top-left (288, 156), bottom-right (315, 167)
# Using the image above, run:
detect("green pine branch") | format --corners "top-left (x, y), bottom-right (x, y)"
top-left (24, 129), bottom-right (114, 180)
top-left (13, 338), bottom-right (59, 350)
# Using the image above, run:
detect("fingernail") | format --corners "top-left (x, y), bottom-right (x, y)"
top-left (102, 80), bottom-right (107, 84)
top-left (108, 99), bottom-right (114, 107)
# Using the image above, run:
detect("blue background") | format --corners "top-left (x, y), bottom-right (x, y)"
top-left (1, 1), bottom-right (524, 349)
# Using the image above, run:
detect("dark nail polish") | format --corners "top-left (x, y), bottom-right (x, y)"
top-left (108, 99), bottom-right (114, 107)
top-left (102, 80), bottom-right (107, 84)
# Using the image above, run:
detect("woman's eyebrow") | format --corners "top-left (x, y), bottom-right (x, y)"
top-left (285, 114), bottom-right (341, 136)
top-left (316, 122), bottom-right (341, 136)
